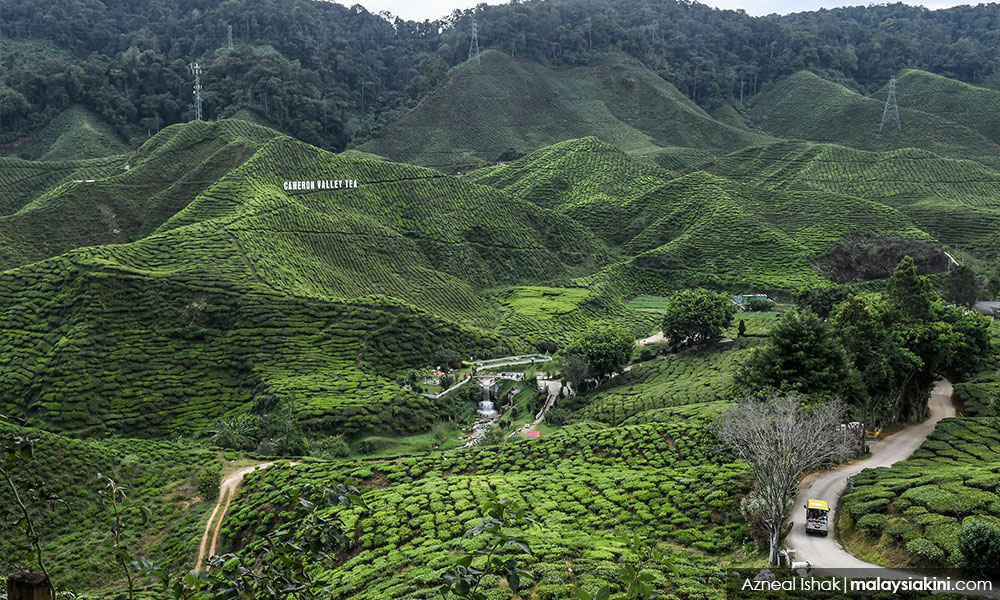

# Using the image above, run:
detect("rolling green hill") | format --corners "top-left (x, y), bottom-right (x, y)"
top-left (0, 155), bottom-right (126, 218)
top-left (748, 71), bottom-right (1000, 168)
top-left (0, 120), bottom-right (281, 270)
top-left (359, 50), bottom-right (770, 172)
top-left (706, 140), bottom-right (1000, 265)
top-left (890, 69), bottom-right (1000, 147)
top-left (0, 120), bottom-right (624, 439)
top-left (471, 137), bottom-right (939, 293)
top-left (0, 106), bottom-right (128, 162)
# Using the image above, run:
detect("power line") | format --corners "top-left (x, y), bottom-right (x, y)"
top-left (879, 75), bottom-right (901, 133)
top-left (190, 62), bottom-right (203, 121)
top-left (468, 19), bottom-right (480, 65)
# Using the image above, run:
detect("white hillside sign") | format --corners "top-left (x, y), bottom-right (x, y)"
top-left (282, 179), bottom-right (359, 191)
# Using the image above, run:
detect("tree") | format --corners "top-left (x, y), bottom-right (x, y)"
top-left (886, 256), bottom-right (936, 320)
top-left (660, 288), bottom-right (736, 347)
top-left (717, 395), bottom-right (854, 564)
top-left (794, 282), bottom-right (849, 319)
top-left (738, 310), bottom-right (855, 401)
top-left (737, 319), bottom-right (747, 338)
top-left (830, 295), bottom-right (920, 441)
top-left (559, 354), bottom-right (589, 394)
top-left (943, 263), bottom-right (981, 308)
top-left (565, 325), bottom-right (633, 382)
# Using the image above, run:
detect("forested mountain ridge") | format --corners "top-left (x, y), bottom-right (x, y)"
top-left (3, 0), bottom-right (1000, 153)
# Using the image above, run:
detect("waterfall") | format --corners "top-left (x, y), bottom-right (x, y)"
top-left (477, 385), bottom-right (497, 416)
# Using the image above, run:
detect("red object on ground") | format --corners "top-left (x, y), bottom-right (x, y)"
top-left (525, 431), bottom-right (540, 438)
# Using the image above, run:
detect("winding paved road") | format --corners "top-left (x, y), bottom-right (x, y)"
top-left (780, 377), bottom-right (1000, 598)
top-left (787, 379), bottom-right (955, 571)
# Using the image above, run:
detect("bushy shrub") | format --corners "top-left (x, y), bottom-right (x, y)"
top-left (886, 522), bottom-right (919, 541)
top-left (744, 297), bottom-right (774, 312)
top-left (955, 517), bottom-right (1000, 579)
top-left (906, 537), bottom-right (945, 562)
top-left (210, 416), bottom-right (262, 451)
top-left (197, 466), bottom-right (221, 501)
top-left (314, 434), bottom-right (351, 458)
top-left (545, 408), bottom-right (569, 426)
top-left (847, 498), bottom-right (890, 519)
top-left (856, 513), bottom-right (888, 536)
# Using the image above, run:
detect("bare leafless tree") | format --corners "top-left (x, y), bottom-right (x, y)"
top-left (717, 394), bottom-right (854, 564)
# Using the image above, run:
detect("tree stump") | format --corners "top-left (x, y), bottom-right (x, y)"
top-left (6, 572), bottom-right (53, 600)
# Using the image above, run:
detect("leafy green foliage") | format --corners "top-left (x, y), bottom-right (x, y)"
top-left (943, 263), bottom-right (982, 308)
top-left (794, 282), bottom-right (849, 319)
top-left (197, 467), bottom-right (221, 502)
top-left (660, 288), bottom-right (736, 347)
top-left (887, 256), bottom-right (937, 320)
top-left (955, 517), bottom-right (1000, 579)
top-left (738, 310), bottom-right (854, 401)
top-left (139, 481), bottom-right (369, 599)
top-left (566, 325), bottom-right (635, 382)
top-left (98, 476), bottom-right (152, 600)
top-left (0, 421), bottom-right (218, 591)
top-left (440, 493), bottom-right (538, 599)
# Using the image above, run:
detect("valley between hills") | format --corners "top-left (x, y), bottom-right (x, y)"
top-left (2, 9), bottom-right (1000, 598)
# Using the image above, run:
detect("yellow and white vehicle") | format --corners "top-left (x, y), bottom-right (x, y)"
top-left (804, 499), bottom-right (829, 536)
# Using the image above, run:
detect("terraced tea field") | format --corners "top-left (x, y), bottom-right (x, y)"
top-left (748, 71), bottom-right (1000, 169)
top-left (224, 422), bottom-right (748, 599)
top-left (0, 421), bottom-right (219, 590)
top-left (840, 417), bottom-right (1000, 570)
top-left (707, 140), bottom-right (1000, 266)
top-left (0, 106), bottom-right (128, 162)
top-left (359, 50), bottom-right (767, 171)
top-left (577, 338), bottom-right (758, 425)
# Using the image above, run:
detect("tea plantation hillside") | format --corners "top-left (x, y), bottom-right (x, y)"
top-left (358, 50), bottom-right (770, 172)
top-left (840, 416), bottom-right (1000, 570)
top-left (222, 411), bottom-right (750, 599)
top-left (0, 120), bottom-right (282, 270)
top-left (0, 420), bottom-right (220, 590)
top-left (706, 140), bottom-right (1000, 266)
top-left (748, 71), bottom-right (1000, 169)
top-left (0, 106), bottom-right (128, 162)
top-left (890, 69), bottom-right (1000, 146)
top-left (0, 121), bottom-right (639, 438)
top-left (0, 154), bottom-right (125, 218)
top-left (471, 137), bottom-right (938, 292)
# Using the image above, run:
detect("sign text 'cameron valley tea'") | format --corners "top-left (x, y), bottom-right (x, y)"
top-left (282, 179), bottom-right (359, 191)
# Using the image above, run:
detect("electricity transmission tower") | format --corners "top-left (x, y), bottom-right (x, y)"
top-left (227, 24), bottom-right (233, 50)
top-left (468, 20), bottom-right (480, 64)
top-left (190, 62), bottom-right (203, 121)
top-left (879, 75), bottom-right (901, 133)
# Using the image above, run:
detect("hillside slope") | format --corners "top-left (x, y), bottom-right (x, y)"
top-left (471, 137), bottom-right (938, 292)
top-left (0, 120), bottom-right (281, 269)
top-left (0, 420), bottom-right (217, 589)
top-left (359, 50), bottom-right (770, 171)
top-left (706, 140), bottom-right (1000, 264)
top-left (0, 121), bottom-right (620, 438)
top-left (890, 69), bottom-right (1000, 146)
top-left (748, 71), bottom-right (1000, 168)
top-left (0, 106), bottom-right (128, 161)
top-left (0, 155), bottom-right (125, 218)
